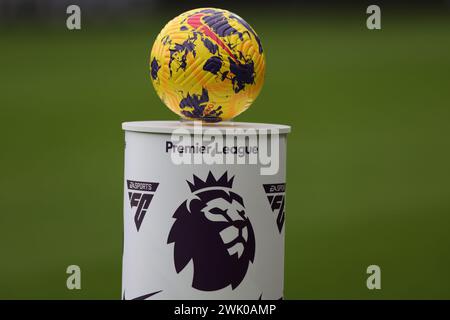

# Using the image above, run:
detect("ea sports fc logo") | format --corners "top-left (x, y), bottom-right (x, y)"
top-left (167, 171), bottom-right (255, 291)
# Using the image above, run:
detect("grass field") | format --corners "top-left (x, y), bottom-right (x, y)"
top-left (0, 11), bottom-right (449, 299)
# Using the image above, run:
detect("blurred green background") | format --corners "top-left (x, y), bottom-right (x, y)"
top-left (0, 1), bottom-right (449, 299)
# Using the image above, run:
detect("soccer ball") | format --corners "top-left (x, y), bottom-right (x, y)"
top-left (150, 8), bottom-right (265, 122)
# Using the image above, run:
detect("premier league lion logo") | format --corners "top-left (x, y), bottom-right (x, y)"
top-left (167, 172), bottom-right (255, 291)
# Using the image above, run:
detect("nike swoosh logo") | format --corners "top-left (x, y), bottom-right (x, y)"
top-left (187, 13), bottom-right (239, 63)
top-left (126, 290), bottom-right (162, 300)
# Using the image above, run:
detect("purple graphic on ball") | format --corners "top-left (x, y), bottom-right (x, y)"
top-left (167, 172), bottom-right (255, 291)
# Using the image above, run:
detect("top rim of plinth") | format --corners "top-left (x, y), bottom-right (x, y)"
top-left (122, 121), bottom-right (291, 134)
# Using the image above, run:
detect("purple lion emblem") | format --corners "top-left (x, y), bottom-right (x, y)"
top-left (167, 172), bottom-right (255, 291)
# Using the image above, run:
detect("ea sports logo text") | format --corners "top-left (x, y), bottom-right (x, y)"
top-left (127, 180), bottom-right (159, 231)
top-left (263, 183), bottom-right (286, 233)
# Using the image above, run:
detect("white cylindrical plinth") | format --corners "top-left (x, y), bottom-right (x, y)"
top-left (122, 121), bottom-right (290, 300)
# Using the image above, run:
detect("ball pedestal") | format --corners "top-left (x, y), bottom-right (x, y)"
top-left (122, 121), bottom-right (290, 300)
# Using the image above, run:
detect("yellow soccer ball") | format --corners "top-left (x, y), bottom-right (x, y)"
top-left (150, 8), bottom-right (265, 122)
